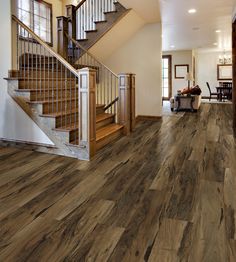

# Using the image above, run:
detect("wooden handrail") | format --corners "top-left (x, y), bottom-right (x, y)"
top-left (75, 0), bottom-right (87, 11)
top-left (104, 97), bottom-right (119, 111)
top-left (65, 32), bottom-right (118, 78)
top-left (12, 15), bottom-right (79, 77)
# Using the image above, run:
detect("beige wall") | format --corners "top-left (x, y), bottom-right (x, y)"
top-left (195, 50), bottom-right (232, 96)
top-left (104, 23), bottom-right (162, 117)
top-left (163, 50), bottom-right (193, 96)
top-left (89, 10), bottom-right (145, 61)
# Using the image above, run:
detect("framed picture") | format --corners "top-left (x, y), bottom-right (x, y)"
top-left (217, 64), bottom-right (232, 80)
top-left (175, 64), bottom-right (189, 79)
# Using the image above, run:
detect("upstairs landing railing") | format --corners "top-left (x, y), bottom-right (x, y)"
top-left (76, 0), bottom-right (118, 40)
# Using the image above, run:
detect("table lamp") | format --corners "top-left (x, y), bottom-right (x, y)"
top-left (185, 73), bottom-right (194, 89)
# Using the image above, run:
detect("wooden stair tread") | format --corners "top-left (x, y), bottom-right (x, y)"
top-left (28, 98), bottom-right (77, 104)
top-left (96, 123), bottom-right (123, 142)
top-left (96, 113), bottom-right (115, 123)
top-left (54, 124), bottom-right (78, 132)
top-left (40, 108), bottom-right (78, 118)
top-left (96, 104), bottom-right (105, 109)
top-left (16, 87), bottom-right (77, 92)
top-left (40, 104), bottom-right (104, 118)
top-left (17, 77), bottom-right (76, 80)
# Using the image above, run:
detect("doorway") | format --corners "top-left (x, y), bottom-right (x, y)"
top-left (233, 17), bottom-right (236, 134)
top-left (162, 55), bottom-right (172, 100)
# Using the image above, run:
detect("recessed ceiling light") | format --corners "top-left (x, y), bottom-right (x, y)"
top-left (188, 9), bottom-right (197, 14)
top-left (213, 42), bottom-right (218, 46)
top-left (170, 45), bottom-right (175, 48)
top-left (215, 30), bottom-right (221, 33)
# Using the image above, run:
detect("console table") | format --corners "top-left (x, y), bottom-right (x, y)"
top-left (174, 95), bottom-right (195, 112)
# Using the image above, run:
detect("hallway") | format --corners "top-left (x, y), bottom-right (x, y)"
top-left (0, 103), bottom-right (235, 261)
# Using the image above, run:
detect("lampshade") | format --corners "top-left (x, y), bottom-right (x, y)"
top-left (185, 73), bottom-right (194, 81)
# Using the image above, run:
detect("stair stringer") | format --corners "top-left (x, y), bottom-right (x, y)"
top-left (6, 79), bottom-right (90, 160)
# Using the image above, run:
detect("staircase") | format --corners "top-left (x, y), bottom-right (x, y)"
top-left (74, 0), bottom-right (128, 50)
top-left (6, 1), bottom-right (135, 160)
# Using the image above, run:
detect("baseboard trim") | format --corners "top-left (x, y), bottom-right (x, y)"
top-left (136, 115), bottom-right (162, 122)
top-left (202, 96), bottom-right (210, 99)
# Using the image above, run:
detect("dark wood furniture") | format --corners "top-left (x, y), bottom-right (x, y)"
top-left (174, 95), bottom-right (195, 112)
top-left (216, 87), bottom-right (233, 101)
top-left (206, 82), bottom-right (219, 101)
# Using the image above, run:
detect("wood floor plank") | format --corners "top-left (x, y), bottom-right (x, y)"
top-left (148, 218), bottom-right (193, 262)
top-left (0, 104), bottom-right (235, 261)
top-left (187, 180), bottom-right (230, 262)
top-left (85, 226), bottom-right (125, 262)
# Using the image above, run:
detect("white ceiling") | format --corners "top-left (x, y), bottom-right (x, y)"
top-left (119, 0), bottom-right (161, 23)
top-left (160, 0), bottom-right (235, 52)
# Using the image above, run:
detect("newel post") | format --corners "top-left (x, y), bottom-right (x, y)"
top-left (57, 16), bottom-right (68, 59)
top-left (78, 68), bottom-right (97, 159)
top-left (118, 73), bottom-right (136, 135)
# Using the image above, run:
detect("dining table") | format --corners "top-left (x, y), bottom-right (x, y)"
top-left (216, 86), bottom-right (232, 102)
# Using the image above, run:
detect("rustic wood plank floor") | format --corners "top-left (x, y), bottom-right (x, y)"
top-left (0, 103), bottom-right (236, 262)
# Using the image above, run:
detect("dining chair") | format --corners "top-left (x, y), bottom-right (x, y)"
top-left (206, 82), bottom-right (219, 101)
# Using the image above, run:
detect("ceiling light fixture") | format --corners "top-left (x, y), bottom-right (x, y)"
top-left (213, 43), bottom-right (218, 46)
top-left (188, 9), bottom-right (197, 14)
top-left (215, 30), bottom-right (221, 33)
top-left (170, 45), bottom-right (175, 48)
top-left (219, 50), bottom-right (231, 64)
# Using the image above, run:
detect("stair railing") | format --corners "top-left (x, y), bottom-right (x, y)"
top-left (76, 0), bottom-right (118, 40)
top-left (11, 15), bottom-right (82, 146)
top-left (65, 32), bottom-right (119, 120)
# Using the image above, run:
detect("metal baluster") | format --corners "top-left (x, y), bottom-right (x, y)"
top-left (56, 59), bottom-right (58, 113)
top-left (43, 47), bottom-right (46, 101)
top-left (16, 24), bottom-right (19, 72)
top-left (82, 5), bottom-right (85, 39)
top-left (61, 62), bottom-right (63, 127)
top-left (39, 45), bottom-right (42, 100)
top-left (100, 66), bottom-right (103, 104)
top-left (31, 38), bottom-right (33, 91)
top-left (75, 76), bottom-right (77, 130)
top-left (52, 55), bottom-right (54, 114)
top-left (110, 73), bottom-right (113, 114)
top-left (70, 71), bottom-right (72, 127)
top-left (64, 66), bottom-right (67, 127)
top-left (48, 51), bottom-right (50, 113)
top-left (36, 43), bottom-right (38, 97)
top-left (27, 31), bottom-right (30, 90)
top-left (79, 9), bottom-right (81, 39)
top-left (23, 28), bottom-right (26, 88)
top-left (94, 0), bottom-right (97, 21)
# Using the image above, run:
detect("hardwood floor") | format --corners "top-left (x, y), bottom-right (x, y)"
top-left (0, 103), bottom-right (235, 262)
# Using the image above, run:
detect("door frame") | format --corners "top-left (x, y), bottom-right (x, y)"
top-left (233, 16), bottom-right (236, 134)
top-left (162, 55), bottom-right (172, 100)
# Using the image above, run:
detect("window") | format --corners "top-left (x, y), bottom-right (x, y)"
top-left (18, 0), bottom-right (52, 45)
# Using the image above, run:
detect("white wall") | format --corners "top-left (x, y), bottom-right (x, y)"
top-left (89, 10), bottom-right (145, 61)
top-left (104, 23), bottom-right (162, 117)
top-left (195, 50), bottom-right (232, 96)
top-left (163, 50), bottom-right (193, 96)
top-left (0, 1), bottom-right (53, 145)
